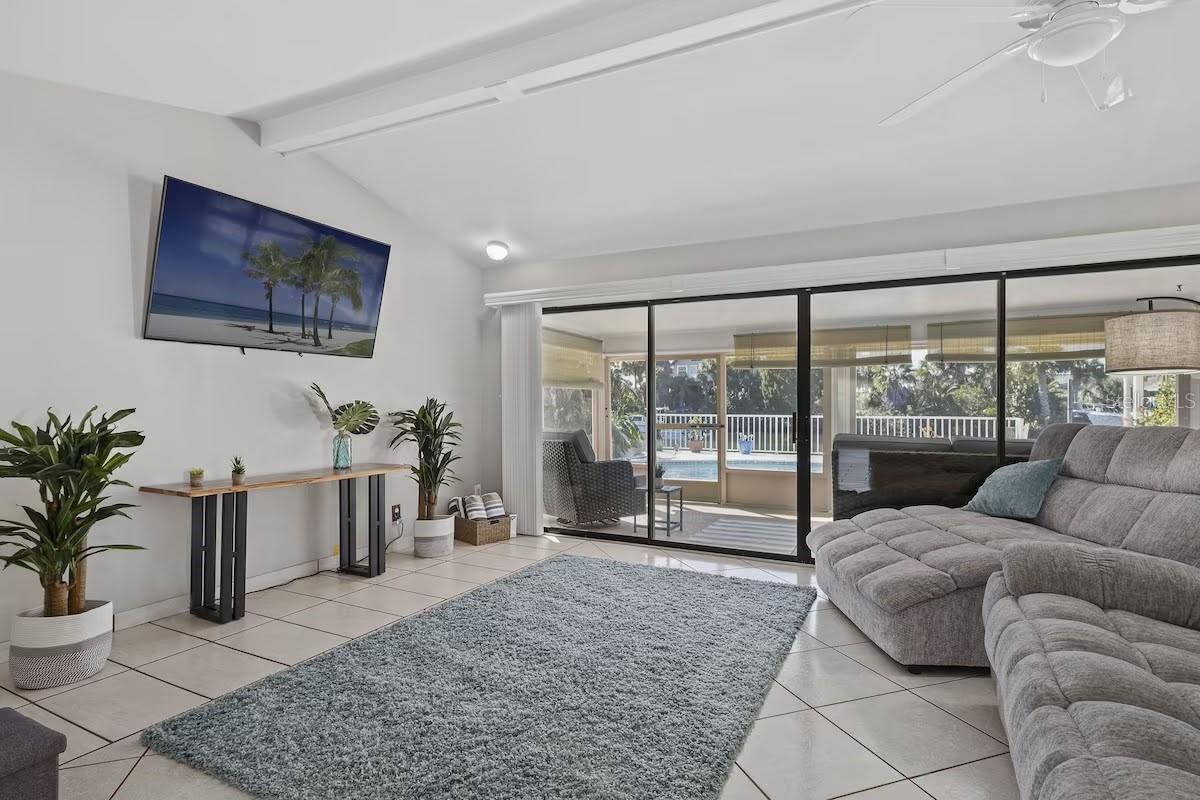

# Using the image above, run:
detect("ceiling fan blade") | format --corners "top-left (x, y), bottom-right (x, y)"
top-left (879, 34), bottom-right (1033, 126)
top-left (850, 0), bottom-right (1052, 22)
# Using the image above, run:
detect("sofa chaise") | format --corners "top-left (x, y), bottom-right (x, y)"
top-left (984, 541), bottom-right (1200, 799)
top-left (808, 423), bottom-right (1200, 667)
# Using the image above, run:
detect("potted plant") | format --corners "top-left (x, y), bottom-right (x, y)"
top-left (188, 467), bottom-right (205, 488)
top-left (653, 463), bottom-right (666, 489)
top-left (738, 433), bottom-right (754, 456)
top-left (0, 408), bottom-right (145, 689)
top-left (231, 457), bottom-right (246, 486)
top-left (312, 383), bottom-right (379, 470)
top-left (389, 398), bottom-right (462, 558)
top-left (686, 416), bottom-right (706, 453)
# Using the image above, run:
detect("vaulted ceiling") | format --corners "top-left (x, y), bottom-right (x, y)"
top-left (2, 0), bottom-right (1197, 267)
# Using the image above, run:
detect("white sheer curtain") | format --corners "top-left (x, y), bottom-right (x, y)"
top-left (500, 303), bottom-right (544, 536)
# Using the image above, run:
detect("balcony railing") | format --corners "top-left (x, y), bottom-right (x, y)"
top-left (654, 412), bottom-right (1029, 455)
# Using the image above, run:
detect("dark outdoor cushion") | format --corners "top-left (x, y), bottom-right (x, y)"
top-left (543, 430), bottom-right (596, 463)
top-left (965, 458), bottom-right (1061, 519)
top-left (951, 436), bottom-right (1035, 456)
top-left (832, 434), bottom-right (952, 453)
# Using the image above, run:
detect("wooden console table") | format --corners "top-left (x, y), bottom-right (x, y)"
top-left (140, 463), bottom-right (409, 624)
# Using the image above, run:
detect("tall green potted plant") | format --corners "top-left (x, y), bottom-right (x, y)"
top-left (388, 398), bottom-right (462, 557)
top-left (0, 408), bottom-right (145, 689)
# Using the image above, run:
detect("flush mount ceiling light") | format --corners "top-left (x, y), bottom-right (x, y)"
top-left (1105, 296), bottom-right (1200, 375)
top-left (485, 241), bottom-right (510, 262)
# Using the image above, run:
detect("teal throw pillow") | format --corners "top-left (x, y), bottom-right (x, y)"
top-left (965, 458), bottom-right (1061, 520)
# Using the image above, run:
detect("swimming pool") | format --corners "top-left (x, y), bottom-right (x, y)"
top-left (633, 454), bottom-right (817, 481)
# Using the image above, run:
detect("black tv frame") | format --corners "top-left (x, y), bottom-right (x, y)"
top-left (143, 175), bottom-right (391, 358)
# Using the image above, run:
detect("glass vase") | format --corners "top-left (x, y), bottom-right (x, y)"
top-left (332, 432), bottom-right (352, 470)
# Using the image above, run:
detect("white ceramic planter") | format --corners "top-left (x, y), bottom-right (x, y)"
top-left (413, 515), bottom-right (455, 558)
top-left (10, 600), bottom-right (113, 690)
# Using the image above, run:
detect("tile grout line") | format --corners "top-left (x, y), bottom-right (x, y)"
top-left (904, 685), bottom-right (1011, 747)
top-left (108, 745), bottom-right (150, 800)
top-left (24, 701), bottom-right (115, 750)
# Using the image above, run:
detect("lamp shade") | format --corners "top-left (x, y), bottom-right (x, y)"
top-left (1104, 310), bottom-right (1200, 374)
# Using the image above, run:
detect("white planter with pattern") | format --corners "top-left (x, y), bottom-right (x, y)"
top-left (10, 599), bottom-right (113, 689)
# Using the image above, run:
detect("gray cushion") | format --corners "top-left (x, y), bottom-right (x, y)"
top-left (965, 458), bottom-right (1061, 519)
top-left (807, 505), bottom-right (1075, 615)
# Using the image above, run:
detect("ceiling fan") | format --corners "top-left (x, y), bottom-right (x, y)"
top-left (860, 0), bottom-right (1189, 125)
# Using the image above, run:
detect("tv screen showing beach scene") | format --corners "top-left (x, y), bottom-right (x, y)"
top-left (144, 177), bottom-right (391, 358)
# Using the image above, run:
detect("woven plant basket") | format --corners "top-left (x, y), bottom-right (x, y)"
top-left (10, 600), bottom-right (113, 690)
top-left (454, 515), bottom-right (511, 546)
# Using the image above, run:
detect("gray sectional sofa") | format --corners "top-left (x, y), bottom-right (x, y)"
top-left (809, 423), bottom-right (1200, 799)
top-left (809, 423), bottom-right (1200, 665)
top-left (985, 541), bottom-right (1200, 799)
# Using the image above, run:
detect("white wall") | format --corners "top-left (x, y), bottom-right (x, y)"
top-left (0, 72), bottom-right (486, 643)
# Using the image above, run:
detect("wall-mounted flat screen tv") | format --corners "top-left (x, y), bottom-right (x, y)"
top-left (144, 177), bottom-right (391, 358)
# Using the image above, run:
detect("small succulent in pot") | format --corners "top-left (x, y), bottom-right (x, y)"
top-left (231, 456), bottom-right (246, 486)
top-left (653, 462), bottom-right (667, 488)
top-left (188, 467), bottom-right (205, 487)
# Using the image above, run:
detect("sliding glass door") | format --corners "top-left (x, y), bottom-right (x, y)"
top-left (648, 296), bottom-right (801, 555)
top-left (541, 306), bottom-right (649, 537)
top-left (539, 253), bottom-right (1200, 562)
top-left (810, 281), bottom-right (1000, 526)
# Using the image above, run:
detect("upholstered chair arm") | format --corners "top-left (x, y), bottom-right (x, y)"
top-left (1000, 541), bottom-right (1200, 630)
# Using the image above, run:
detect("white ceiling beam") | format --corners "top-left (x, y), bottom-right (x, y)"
top-left (260, 0), bottom-right (874, 155)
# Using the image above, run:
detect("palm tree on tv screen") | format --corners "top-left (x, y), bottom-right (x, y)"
top-left (324, 267), bottom-right (364, 340)
top-left (286, 251), bottom-right (316, 339)
top-left (242, 240), bottom-right (291, 334)
top-left (304, 235), bottom-right (360, 347)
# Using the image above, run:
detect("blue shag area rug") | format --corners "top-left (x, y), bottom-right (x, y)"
top-left (144, 554), bottom-right (816, 800)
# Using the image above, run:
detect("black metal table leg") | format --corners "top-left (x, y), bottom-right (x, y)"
top-left (189, 498), bottom-right (204, 611)
top-left (338, 476), bottom-right (387, 579)
top-left (189, 492), bottom-right (248, 624)
top-left (234, 492), bottom-right (247, 618)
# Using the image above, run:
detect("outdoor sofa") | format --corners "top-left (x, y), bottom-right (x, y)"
top-left (831, 433), bottom-right (1033, 519)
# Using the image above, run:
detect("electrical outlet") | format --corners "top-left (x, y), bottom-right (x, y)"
top-left (391, 504), bottom-right (403, 523)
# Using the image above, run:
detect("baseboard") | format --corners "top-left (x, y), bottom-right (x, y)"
top-left (0, 547), bottom-right (375, 653)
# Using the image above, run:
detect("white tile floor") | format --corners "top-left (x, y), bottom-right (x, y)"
top-left (6, 535), bottom-right (1019, 800)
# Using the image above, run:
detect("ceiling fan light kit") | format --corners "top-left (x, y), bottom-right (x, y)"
top-left (873, 0), bottom-right (1189, 124)
top-left (1027, 5), bottom-right (1126, 66)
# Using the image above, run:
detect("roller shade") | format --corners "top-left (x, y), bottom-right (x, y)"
top-left (811, 326), bottom-right (911, 368)
top-left (731, 326), bottom-right (912, 369)
top-left (730, 332), bottom-right (796, 369)
top-left (927, 314), bottom-right (1111, 363)
top-left (542, 328), bottom-right (604, 387)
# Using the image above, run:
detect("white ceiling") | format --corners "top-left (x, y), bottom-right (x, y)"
top-left (320, 2), bottom-right (1200, 264)
top-left (0, 0), bottom-right (600, 116)
top-left (3, 1), bottom-right (1198, 267)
